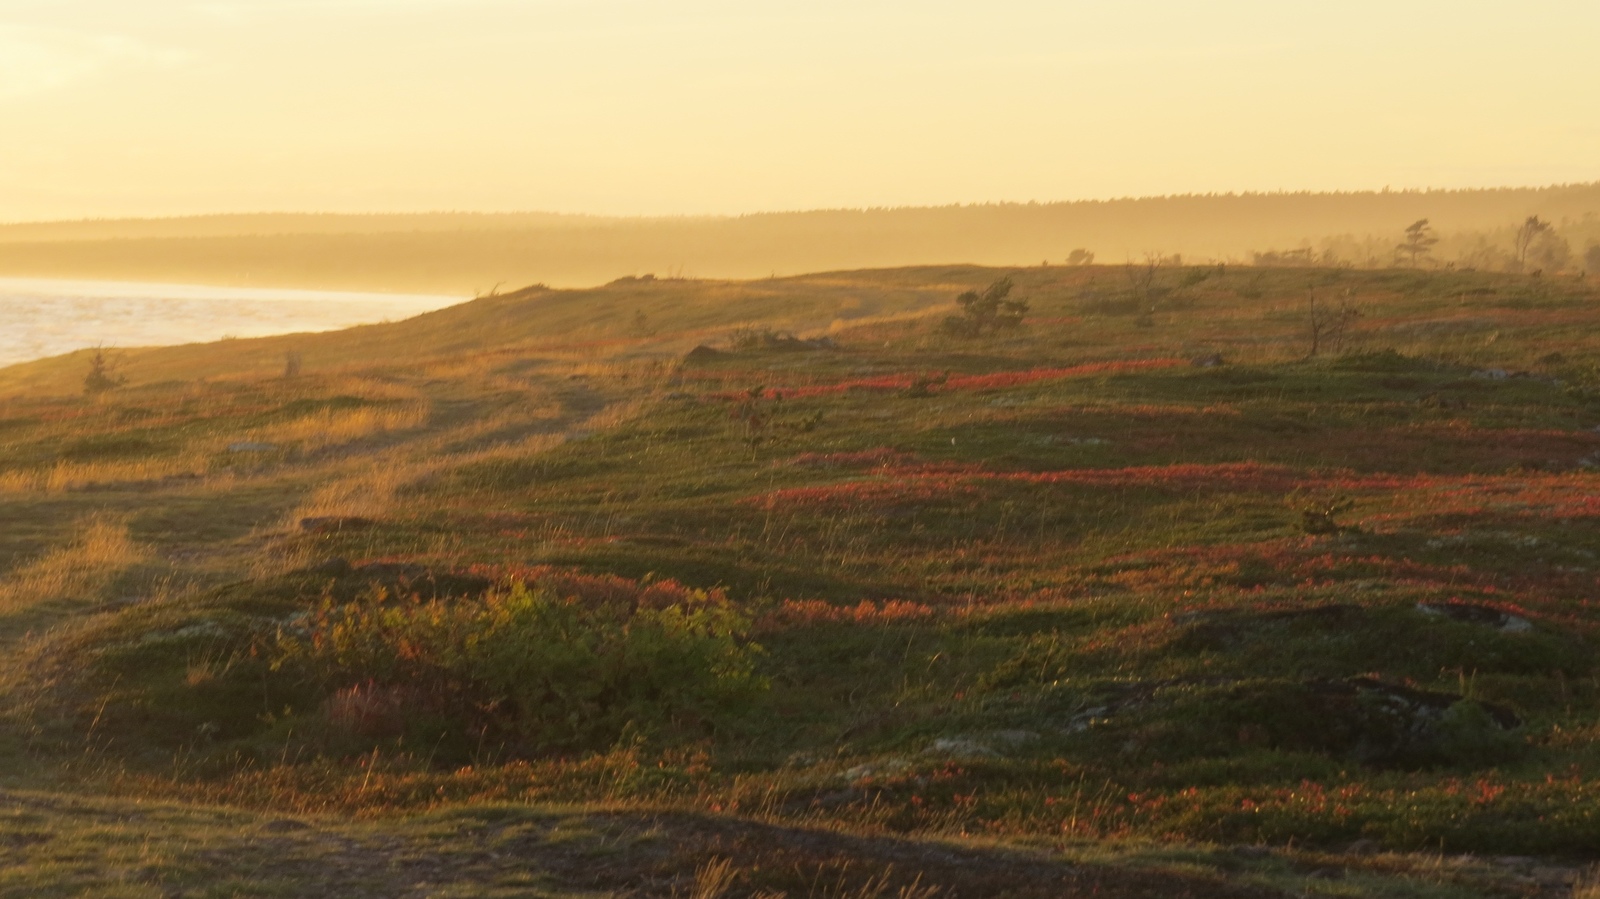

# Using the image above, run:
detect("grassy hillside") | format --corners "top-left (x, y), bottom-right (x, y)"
top-left (0, 268), bottom-right (974, 395)
top-left (3, 184), bottom-right (1599, 293)
top-left (3, 263), bottom-right (1600, 896)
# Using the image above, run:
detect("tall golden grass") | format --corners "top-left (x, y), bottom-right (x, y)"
top-left (287, 458), bottom-right (426, 525)
top-left (0, 456), bottom-right (212, 494)
top-left (0, 517), bottom-right (148, 611)
top-left (250, 404), bottom-right (429, 453)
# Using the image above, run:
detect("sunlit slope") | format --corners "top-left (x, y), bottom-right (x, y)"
top-left (2, 184), bottom-right (1597, 293)
top-left (0, 267), bottom-right (984, 395)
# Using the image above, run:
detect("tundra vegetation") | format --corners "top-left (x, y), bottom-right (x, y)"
top-left (2, 263), bottom-right (1600, 896)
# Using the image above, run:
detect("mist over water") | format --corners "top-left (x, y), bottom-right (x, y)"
top-left (0, 278), bottom-right (466, 368)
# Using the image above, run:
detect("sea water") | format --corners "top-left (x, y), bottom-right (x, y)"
top-left (0, 277), bottom-right (466, 368)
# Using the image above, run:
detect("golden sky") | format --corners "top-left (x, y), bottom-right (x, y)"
top-left (2, 1), bottom-right (1598, 221)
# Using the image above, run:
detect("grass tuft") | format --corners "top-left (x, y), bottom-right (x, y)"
top-left (0, 516), bottom-right (148, 612)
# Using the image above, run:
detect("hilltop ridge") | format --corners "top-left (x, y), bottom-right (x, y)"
top-left (0, 266), bottom-right (986, 395)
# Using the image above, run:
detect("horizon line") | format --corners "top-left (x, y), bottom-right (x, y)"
top-left (6, 181), bottom-right (1600, 229)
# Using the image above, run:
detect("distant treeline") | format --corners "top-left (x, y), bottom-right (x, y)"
top-left (1, 184), bottom-right (1597, 293)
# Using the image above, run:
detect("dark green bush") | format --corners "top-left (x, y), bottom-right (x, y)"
top-left (1085, 678), bottom-right (1524, 770)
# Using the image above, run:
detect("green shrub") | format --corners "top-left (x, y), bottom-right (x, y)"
top-left (1431, 699), bottom-right (1524, 768)
top-left (279, 580), bottom-right (766, 754)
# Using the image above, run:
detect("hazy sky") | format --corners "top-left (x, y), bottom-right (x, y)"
top-left (2, 1), bottom-right (1597, 221)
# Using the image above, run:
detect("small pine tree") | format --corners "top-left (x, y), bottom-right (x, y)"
top-left (83, 348), bottom-right (127, 396)
top-left (1396, 219), bottom-right (1438, 266)
top-left (941, 277), bottom-right (1029, 338)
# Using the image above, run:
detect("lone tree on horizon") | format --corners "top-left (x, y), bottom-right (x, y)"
top-left (1396, 219), bottom-right (1438, 266)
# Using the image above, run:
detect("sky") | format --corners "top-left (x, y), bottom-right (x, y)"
top-left (1, 0), bottom-right (1598, 222)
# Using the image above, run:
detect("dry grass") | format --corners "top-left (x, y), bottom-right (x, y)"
top-left (1574, 868), bottom-right (1600, 899)
top-left (0, 456), bottom-right (212, 494)
top-left (689, 857), bottom-right (738, 899)
top-left (316, 375), bottom-right (427, 402)
top-left (576, 395), bottom-right (658, 432)
top-left (419, 354), bottom-right (505, 380)
top-left (251, 404), bottom-right (430, 452)
top-left (283, 459), bottom-right (427, 526)
top-left (566, 359), bottom-right (678, 380)
top-left (0, 517), bottom-right (148, 611)
top-left (745, 865), bottom-right (941, 899)
top-left (440, 403), bottom-right (567, 445)
top-left (283, 414), bottom-right (576, 528)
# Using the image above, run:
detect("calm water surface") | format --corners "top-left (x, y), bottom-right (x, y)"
top-left (0, 277), bottom-right (467, 368)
